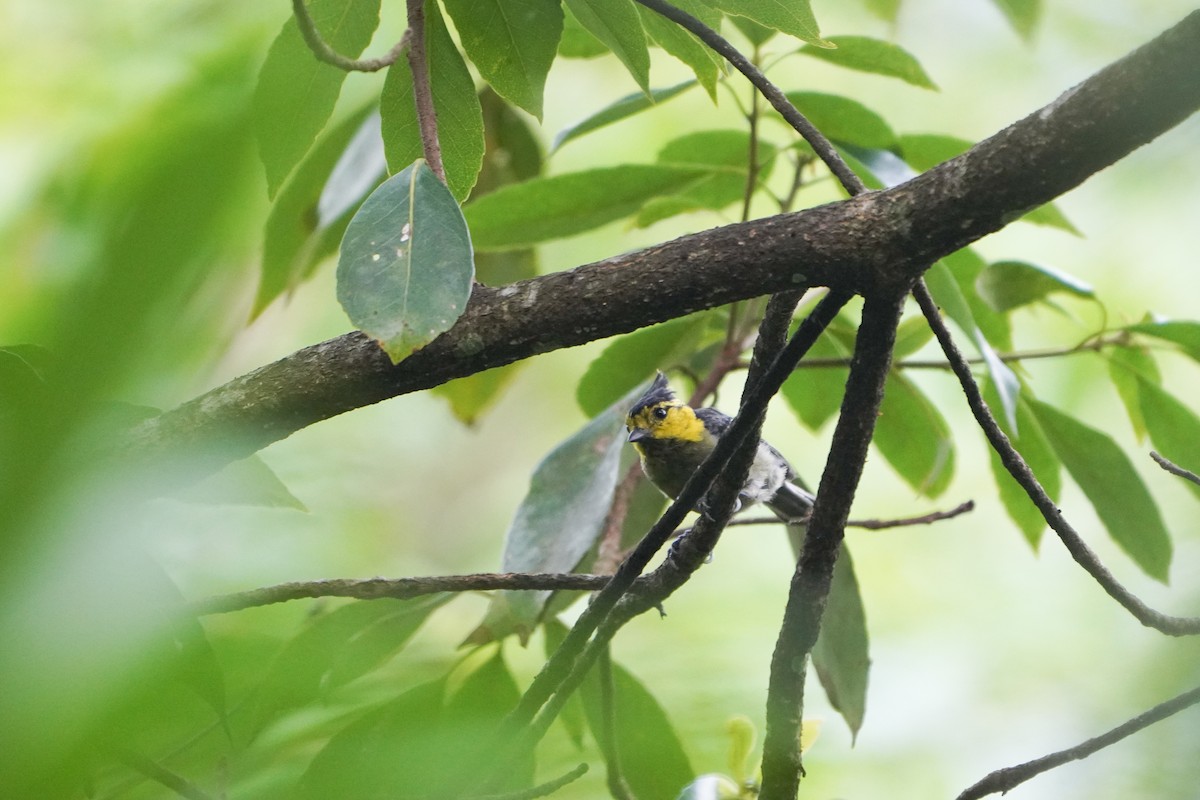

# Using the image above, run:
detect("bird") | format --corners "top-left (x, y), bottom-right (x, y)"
top-left (625, 372), bottom-right (814, 523)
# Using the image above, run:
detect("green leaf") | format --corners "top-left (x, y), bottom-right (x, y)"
top-left (380, 0), bottom-right (485, 202)
top-left (863, 0), bottom-right (901, 23)
top-left (874, 371), bottom-right (955, 497)
top-left (1019, 202), bottom-right (1082, 235)
top-left (253, 598), bottom-right (444, 732)
top-left (464, 164), bottom-right (707, 250)
top-left (175, 454), bottom-right (307, 510)
top-left (799, 36), bottom-right (937, 89)
top-left (925, 257), bottom-right (1020, 430)
top-left (729, 14), bottom-right (776, 47)
top-left (1134, 377), bottom-right (1200, 502)
top-left (782, 329), bottom-right (849, 430)
top-left (564, 0), bottom-right (651, 93)
top-left (577, 315), bottom-right (711, 416)
top-left (552, 81), bottom-right (697, 152)
top-left (892, 314), bottom-right (934, 359)
top-left (989, 0), bottom-right (1041, 40)
top-left (706, 0), bottom-right (828, 46)
top-left (784, 91), bottom-right (897, 150)
top-left (442, 0), bottom-right (562, 119)
top-left (433, 363), bottom-right (525, 425)
top-left (1030, 399), bottom-right (1172, 582)
top-left (542, 619), bottom-right (588, 747)
top-left (581, 659), bottom-right (695, 800)
top-left (983, 381), bottom-right (1061, 548)
top-left (253, 0), bottom-right (382, 196)
top-left (1106, 347), bottom-right (1160, 441)
top-left (975, 259), bottom-right (1094, 313)
top-left (336, 160), bottom-right (474, 364)
top-left (558, 3), bottom-right (610, 57)
top-left (898, 133), bottom-right (973, 171)
top-left (1126, 320), bottom-right (1200, 362)
top-left (256, 103), bottom-right (381, 317)
top-left (474, 386), bottom-right (643, 641)
top-left (637, 3), bottom-right (722, 100)
top-left (811, 545), bottom-right (870, 738)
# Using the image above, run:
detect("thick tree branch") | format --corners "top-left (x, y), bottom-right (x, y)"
top-left (124, 12), bottom-right (1200, 485)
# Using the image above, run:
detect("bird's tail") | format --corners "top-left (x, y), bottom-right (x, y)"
top-left (766, 482), bottom-right (815, 524)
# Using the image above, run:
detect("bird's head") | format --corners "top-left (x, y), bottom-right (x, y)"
top-left (625, 372), bottom-right (705, 445)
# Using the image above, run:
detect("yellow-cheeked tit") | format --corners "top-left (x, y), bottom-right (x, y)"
top-left (625, 372), bottom-right (814, 522)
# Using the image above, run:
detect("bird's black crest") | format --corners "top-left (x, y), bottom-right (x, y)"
top-left (628, 372), bottom-right (677, 416)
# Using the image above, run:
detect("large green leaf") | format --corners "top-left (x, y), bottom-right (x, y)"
top-left (781, 326), bottom-right (850, 431)
top-left (983, 381), bottom-right (1061, 548)
top-left (552, 81), bottom-right (697, 151)
top-left (474, 386), bottom-right (643, 641)
top-left (252, 597), bottom-right (447, 732)
top-left (1106, 347), bottom-right (1160, 441)
top-left (581, 659), bottom-right (695, 800)
top-left (811, 545), bottom-right (870, 739)
top-left (253, 0), bottom-right (382, 196)
top-left (1134, 376), bottom-right (1200, 501)
top-left (464, 164), bottom-right (707, 250)
top-left (975, 259), bottom-right (1094, 313)
top-left (706, 0), bottom-right (828, 46)
top-left (784, 91), bottom-right (897, 150)
top-left (380, 0), bottom-right (485, 202)
top-left (564, 0), bottom-right (651, 93)
top-left (336, 160), bottom-right (474, 363)
top-left (576, 315), bottom-right (712, 416)
top-left (175, 454), bottom-right (307, 510)
top-left (875, 372), bottom-right (955, 497)
top-left (256, 103), bottom-right (381, 317)
top-left (434, 363), bottom-right (525, 426)
top-left (799, 36), bottom-right (937, 89)
top-left (442, 0), bottom-right (562, 119)
top-left (1030, 399), bottom-right (1172, 582)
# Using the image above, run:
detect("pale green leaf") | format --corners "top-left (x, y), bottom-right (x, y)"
top-left (785, 91), bottom-right (897, 150)
top-left (1134, 377), bottom-right (1200, 501)
top-left (1126, 320), bottom-right (1200, 362)
top-left (874, 371), bottom-right (955, 497)
top-left (707, 0), bottom-right (828, 46)
top-left (337, 160), bottom-right (474, 363)
top-left (564, 0), bottom-right (651, 93)
top-left (552, 81), bottom-right (697, 151)
top-left (637, 3), bottom-right (722, 100)
top-left (983, 381), bottom-right (1061, 548)
top-left (811, 546), bottom-right (870, 739)
top-left (799, 36), bottom-right (937, 89)
top-left (975, 259), bottom-right (1094, 313)
top-left (990, 0), bottom-right (1041, 40)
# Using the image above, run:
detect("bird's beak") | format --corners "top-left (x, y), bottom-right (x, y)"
top-left (627, 428), bottom-right (651, 443)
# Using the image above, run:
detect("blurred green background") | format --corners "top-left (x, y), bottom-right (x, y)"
top-left (1, 0), bottom-right (1198, 798)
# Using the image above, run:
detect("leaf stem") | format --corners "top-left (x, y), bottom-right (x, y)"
top-left (291, 0), bottom-right (409, 72)
top-left (405, 0), bottom-right (446, 182)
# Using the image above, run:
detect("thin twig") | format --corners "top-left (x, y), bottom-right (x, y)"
top-left (956, 683), bottom-right (1200, 800)
top-left (467, 763), bottom-right (589, 800)
top-left (189, 573), bottom-right (610, 616)
top-left (633, 0), bottom-right (866, 197)
top-left (1151, 451), bottom-right (1200, 487)
top-left (730, 500), bottom-right (975, 530)
top-left (110, 748), bottom-right (215, 800)
top-left (913, 281), bottom-right (1200, 636)
top-left (291, 0), bottom-right (409, 72)
top-left (406, 0), bottom-right (446, 182)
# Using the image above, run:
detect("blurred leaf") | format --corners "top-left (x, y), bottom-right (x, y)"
top-left (863, 0), bottom-right (901, 22)
top-left (318, 111), bottom-right (388, 228)
top-left (637, 4), bottom-right (721, 100)
top-left (785, 92), bottom-right (897, 150)
top-left (975, 259), bottom-right (1094, 313)
top-left (782, 329), bottom-right (849, 430)
top-left (564, 0), bottom-right (651, 93)
top-left (581, 659), bottom-right (695, 800)
top-left (434, 363), bottom-right (525, 425)
top-left (874, 371), bottom-right (955, 497)
top-left (799, 36), bottom-right (937, 89)
top-left (380, 0), bottom-right (485, 202)
top-left (1133, 377), bottom-right (1200, 502)
top-left (990, 0), bottom-right (1041, 40)
top-left (253, 598), bottom-right (444, 732)
top-left (1126, 320), bottom-right (1200, 362)
top-left (577, 315), bottom-right (711, 416)
top-left (543, 619), bottom-right (587, 747)
top-left (253, 0), bottom-right (381, 196)
top-left (256, 103), bottom-right (381, 317)
top-left (175, 454), bottom-right (307, 510)
top-left (1030, 399), bottom-right (1172, 582)
top-left (811, 546), bottom-right (870, 739)
top-left (677, 774), bottom-right (742, 800)
top-left (729, 14), bottom-right (776, 47)
top-left (442, 0), bottom-right (562, 119)
top-left (1020, 202), bottom-right (1082, 235)
top-left (899, 132), bottom-right (972, 170)
top-left (892, 314), bottom-right (934, 359)
top-left (925, 257), bottom-right (1020, 430)
top-left (842, 145), bottom-right (915, 189)
top-left (983, 381), bottom-right (1061, 547)
top-left (336, 160), bottom-right (474, 364)
top-left (707, 0), bottom-right (829, 46)
top-left (939, 249), bottom-right (1013, 350)
top-left (552, 82), bottom-right (696, 151)
top-left (465, 164), bottom-right (707, 250)
top-left (1106, 347), bottom-right (1160, 441)
top-left (473, 386), bottom-right (642, 641)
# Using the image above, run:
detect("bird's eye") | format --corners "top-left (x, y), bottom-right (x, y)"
top-left (652, 407), bottom-right (668, 420)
